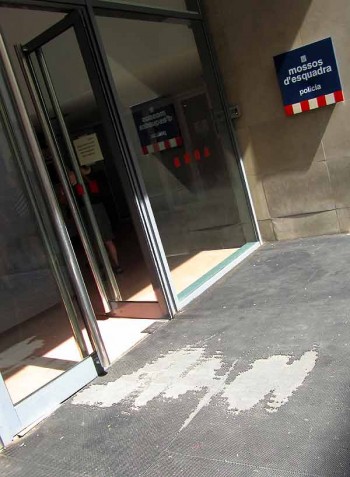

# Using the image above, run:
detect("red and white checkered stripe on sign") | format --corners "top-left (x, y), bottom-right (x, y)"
top-left (142, 136), bottom-right (183, 155)
top-left (284, 90), bottom-right (344, 116)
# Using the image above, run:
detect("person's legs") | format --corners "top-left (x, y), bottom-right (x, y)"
top-left (90, 203), bottom-right (123, 274)
top-left (105, 239), bottom-right (122, 273)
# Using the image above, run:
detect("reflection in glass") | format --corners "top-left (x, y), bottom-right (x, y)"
top-left (97, 16), bottom-right (257, 297)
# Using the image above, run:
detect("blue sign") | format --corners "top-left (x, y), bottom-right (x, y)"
top-left (132, 100), bottom-right (182, 154)
top-left (274, 38), bottom-right (344, 115)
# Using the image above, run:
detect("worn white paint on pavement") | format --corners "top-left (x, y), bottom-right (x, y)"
top-left (179, 358), bottom-right (237, 431)
top-left (72, 346), bottom-right (225, 410)
top-left (222, 350), bottom-right (318, 413)
top-left (73, 346), bottom-right (318, 421)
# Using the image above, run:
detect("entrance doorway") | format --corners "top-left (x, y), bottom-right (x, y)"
top-left (19, 10), bottom-right (165, 318)
top-left (0, 6), bottom-right (167, 445)
top-left (21, 15), bottom-right (165, 359)
top-left (0, 0), bottom-right (259, 446)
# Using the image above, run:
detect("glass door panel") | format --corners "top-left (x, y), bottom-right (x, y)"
top-left (96, 15), bottom-right (257, 299)
top-left (0, 57), bottom-right (92, 406)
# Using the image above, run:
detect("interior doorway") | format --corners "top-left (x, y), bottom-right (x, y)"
top-left (18, 10), bottom-right (164, 315)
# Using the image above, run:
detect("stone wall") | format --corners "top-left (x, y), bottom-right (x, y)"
top-left (203, 0), bottom-right (350, 240)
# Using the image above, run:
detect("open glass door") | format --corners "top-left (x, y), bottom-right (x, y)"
top-left (18, 10), bottom-right (167, 320)
top-left (0, 31), bottom-right (103, 446)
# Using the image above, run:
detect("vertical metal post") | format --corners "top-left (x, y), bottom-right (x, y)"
top-left (13, 44), bottom-right (110, 369)
top-left (36, 48), bottom-right (122, 303)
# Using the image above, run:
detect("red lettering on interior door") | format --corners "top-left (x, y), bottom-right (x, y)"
top-left (173, 157), bottom-right (181, 168)
top-left (184, 152), bottom-right (191, 164)
top-left (194, 149), bottom-right (201, 161)
top-left (203, 147), bottom-right (211, 158)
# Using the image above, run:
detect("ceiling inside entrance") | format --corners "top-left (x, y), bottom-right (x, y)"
top-left (0, 7), bottom-right (202, 129)
top-left (0, 8), bottom-right (65, 119)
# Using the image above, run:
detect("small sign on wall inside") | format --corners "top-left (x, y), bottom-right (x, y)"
top-left (274, 38), bottom-right (344, 116)
top-left (73, 133), bottom-right (104, 165)
top-left (132, 100), bottom-right (183, 155)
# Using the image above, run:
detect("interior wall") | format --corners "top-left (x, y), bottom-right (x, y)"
top-left (204, 0), bottom-right (350, 241)
top-left (0, 8), bottom-right (65, 116)
top-left (96, 16), bottom-right (202, 106)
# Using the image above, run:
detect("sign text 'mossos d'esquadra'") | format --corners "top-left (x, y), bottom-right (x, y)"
top-left (284, 59), bottom-right (329, 90)
top-left (138, 110), bottom-right (173, 134)
top-left (274, 38), bottom-right (344, 116)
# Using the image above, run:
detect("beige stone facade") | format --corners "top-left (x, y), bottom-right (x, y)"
top-left (204, 0), bottom-right (350, 241)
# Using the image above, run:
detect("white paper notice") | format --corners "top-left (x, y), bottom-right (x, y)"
top-left (73, 133), bottom-right (104, 165)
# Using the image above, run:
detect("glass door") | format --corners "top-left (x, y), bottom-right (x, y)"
top-left (94, 9), bottom-right (259, 304)
top-left (0, 31), bottom-right (101, 446)
top-left (19, 10), bottom-right (166, 320)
